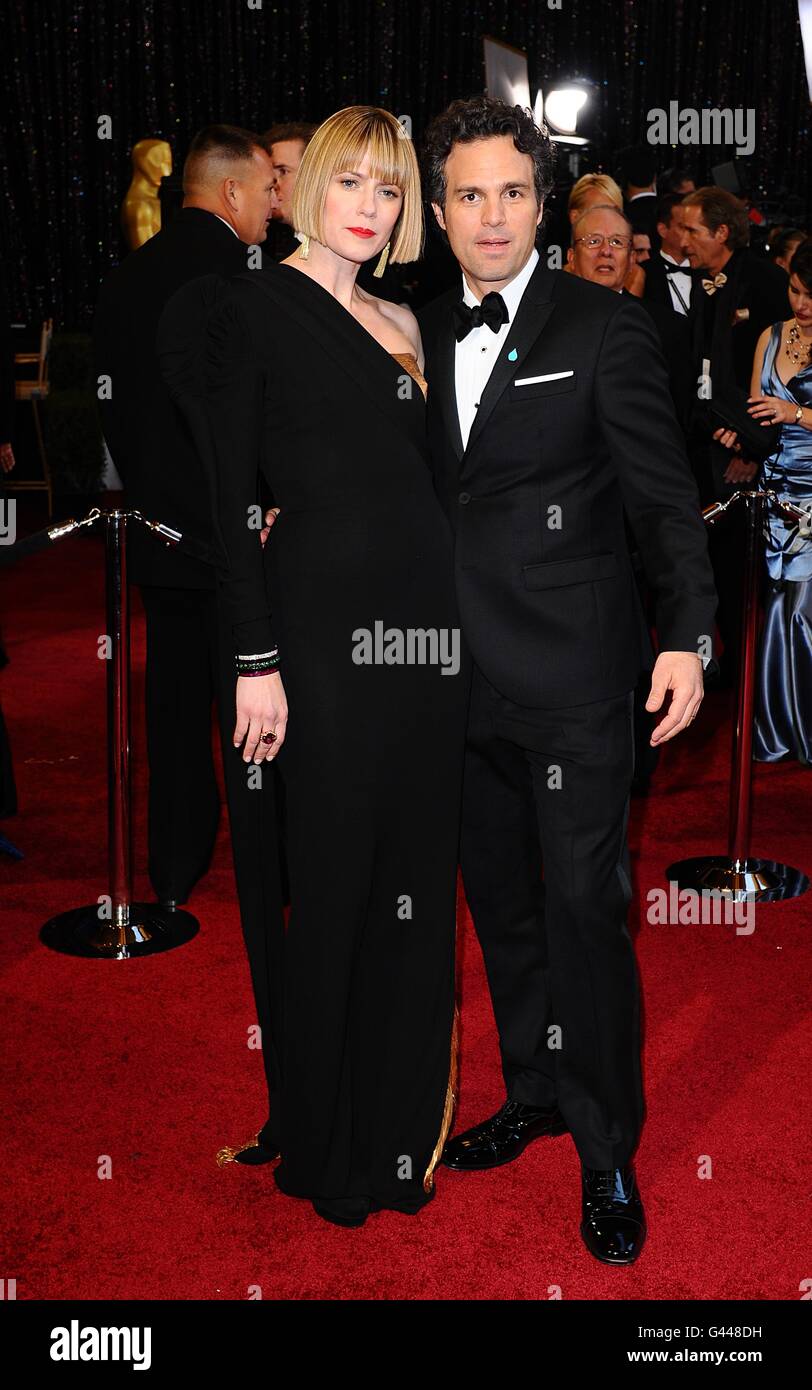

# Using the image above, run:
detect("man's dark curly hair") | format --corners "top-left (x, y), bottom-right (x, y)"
top-left (422, 95), bottom-right (555, 213)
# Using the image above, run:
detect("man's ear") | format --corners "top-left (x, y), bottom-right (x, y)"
top-left (566, 246), bottom-right (575, 269)
top-left (536, 200), bottom-right (545, 228)
top-left (224, 177), bottom-right (239, 208)
top-left (431, 201), bottom-right (446, 232)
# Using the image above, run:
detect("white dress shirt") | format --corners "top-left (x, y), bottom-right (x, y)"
top-left (455, 247), bottom-right (539, 449)
top-left (213, 213), bottom-right (240, 238)
top-left (660, 251), bottom-right (692, 315)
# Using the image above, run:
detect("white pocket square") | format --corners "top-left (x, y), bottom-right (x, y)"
top-left (513, 370), bottom-right (574, 386)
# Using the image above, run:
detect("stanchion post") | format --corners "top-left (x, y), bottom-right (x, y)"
top-left (727, 492), bottom-right (761, 865)
top-left (40, 508), bottom-right (200, 957)
top-left (666, 488), bottom-right (808, 903)
top-left (107, 510), bottom-right (134, 930)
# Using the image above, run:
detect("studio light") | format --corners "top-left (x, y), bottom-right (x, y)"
top-left (544, 86), bottom-right (588, 134)
top-left (536, 82), bottom-right (590, 146)
top-left (799, 0), bottom-right (812, 100)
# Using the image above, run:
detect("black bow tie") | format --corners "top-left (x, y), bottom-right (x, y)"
top-left (663, 260), bottom-right (690, 275)
top-left (452, 291), bottom-right (509, 341)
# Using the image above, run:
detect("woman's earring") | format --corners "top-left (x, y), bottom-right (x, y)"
top-left (373, 241), bottom-right (391, 278)
top-left (297, 233), bottom-right (310, 261)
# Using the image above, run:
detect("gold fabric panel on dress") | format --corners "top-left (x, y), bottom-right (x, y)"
top-left (422, 1002), bottom-right (460, 1193)
top-left (390, 351), bottom-right (428, 402)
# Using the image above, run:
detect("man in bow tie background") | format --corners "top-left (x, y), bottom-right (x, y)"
top-left (680, 186), bottom-right (787, 684)
top-left (643, 193), bottom-right (694, 317)
top-left (417, 95), bottom-right (717, 1265)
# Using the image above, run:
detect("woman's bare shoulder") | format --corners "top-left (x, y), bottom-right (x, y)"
top-left (357, 287), bottom-right (419, 352)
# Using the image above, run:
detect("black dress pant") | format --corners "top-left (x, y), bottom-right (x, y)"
top-left (460, 664), bottom-right (644, 1170)
top-left (139, 583), bottom-right (286, 1141)
top-left (139, 585), bottom-right (220, 902)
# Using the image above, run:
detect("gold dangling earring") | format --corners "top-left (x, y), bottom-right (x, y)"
top-left (373, 240), bottom-right (390, 278)
top-left (297, 232), bottom-right (310, 261)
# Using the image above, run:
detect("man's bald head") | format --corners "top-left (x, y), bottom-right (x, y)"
top-left (182, 124), bottom-right (275, 245)
top-left (568, 203), bottom-right (634, 290)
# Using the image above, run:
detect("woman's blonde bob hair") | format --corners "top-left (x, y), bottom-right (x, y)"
top-left (290, 105), bottom-right (424, 263)
top-left (567, 172), bottom-right (623, 220)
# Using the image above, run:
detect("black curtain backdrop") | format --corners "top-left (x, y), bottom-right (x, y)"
top-left (0, 0), bottom-right (810, 328)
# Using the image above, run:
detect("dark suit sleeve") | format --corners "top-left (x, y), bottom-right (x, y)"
top-left (158, 277), bottom-right (275, 660)
top-left (595, 297), bottom-right (718, 661)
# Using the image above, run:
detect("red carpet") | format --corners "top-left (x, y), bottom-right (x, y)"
top-left (1, 525), bottom-right (810, 1300)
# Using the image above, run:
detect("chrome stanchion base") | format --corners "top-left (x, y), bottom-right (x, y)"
top-left (665, 856), bottom-right (809, 903)
top-left (40, 903), bottom-right (199, 958)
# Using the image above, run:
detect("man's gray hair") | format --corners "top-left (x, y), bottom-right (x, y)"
top-left (571, 203), bottom-right (633, 244)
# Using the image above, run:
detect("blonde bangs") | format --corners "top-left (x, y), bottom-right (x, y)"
top-left (291, 106), bottom-right (424, 264)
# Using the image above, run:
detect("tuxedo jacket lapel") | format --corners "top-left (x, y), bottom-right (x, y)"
top-left (429, 260), bottom-right (557, 472)
top-left (431, 286), bottom-right (465, 463)
top-left (463, 273), bottom-right (555, 463)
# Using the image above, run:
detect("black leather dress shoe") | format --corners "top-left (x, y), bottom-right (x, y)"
top-left (580, 1164), bottom-right (646, 1264)
top-left (442, 1100), bottom-right (567, 1171)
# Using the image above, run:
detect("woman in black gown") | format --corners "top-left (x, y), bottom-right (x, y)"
top-left (166, 107), bottom-right (468, 1226)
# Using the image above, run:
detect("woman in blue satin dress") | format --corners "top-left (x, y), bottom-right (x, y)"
top-left (747, 239), bottom-right (812, 764)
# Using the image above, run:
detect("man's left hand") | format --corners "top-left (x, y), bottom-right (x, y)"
top-left (723, 457), bottom-right (758, 484)
top-left (646, 651), bottom-right (704, 746)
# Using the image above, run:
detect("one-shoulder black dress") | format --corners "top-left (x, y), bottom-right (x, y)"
top-left (163, 262), bottom-right (469, 1224)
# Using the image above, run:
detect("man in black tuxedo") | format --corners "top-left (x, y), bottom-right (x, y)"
top-left (418, 97), bottom-right (717, 1264)
top-left (681, 186), bottom-right (788, 486)
top-left (94, 124), bottom-right (275, 906)
top-left (94, 126), bottom-right (286, 1164)
top-left (621, 144), bottom-right (659, 250)
top-left (643, 193), bottom-right (694, 319)
top-left (567, 202), bottom-right (693, 428)
top-left (680, 186), bottom-right (788, 682)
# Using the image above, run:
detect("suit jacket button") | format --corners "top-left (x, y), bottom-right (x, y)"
top-left (458, 491), bottom-right (471, 504)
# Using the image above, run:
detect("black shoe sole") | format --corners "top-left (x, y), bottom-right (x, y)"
top-left (442, 1121), bottom-right (568, 1171)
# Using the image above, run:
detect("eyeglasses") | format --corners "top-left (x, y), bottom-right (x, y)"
top-left (573, 234), bottom-right (633, 250)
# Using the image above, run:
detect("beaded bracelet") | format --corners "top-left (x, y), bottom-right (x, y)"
top-left (236, 648), bottom-right (280, 677)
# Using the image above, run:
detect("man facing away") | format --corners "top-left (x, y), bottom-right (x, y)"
top-left (94, 127), bottom-right (286, 1160)
top-left (94, 124), bottom-right (276, 909)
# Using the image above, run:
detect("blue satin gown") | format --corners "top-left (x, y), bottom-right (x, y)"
top-left (753, 323), bottom-right (812, 764)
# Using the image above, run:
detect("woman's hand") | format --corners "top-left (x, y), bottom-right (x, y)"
top-left (712, 426), bottom-right (741, 452)
top-left (260, 507), bottom-right (280, 548)
top-left (235, 671), bottom-right (288, 763)
top-left (747, 394), bottom-right (794, 426)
